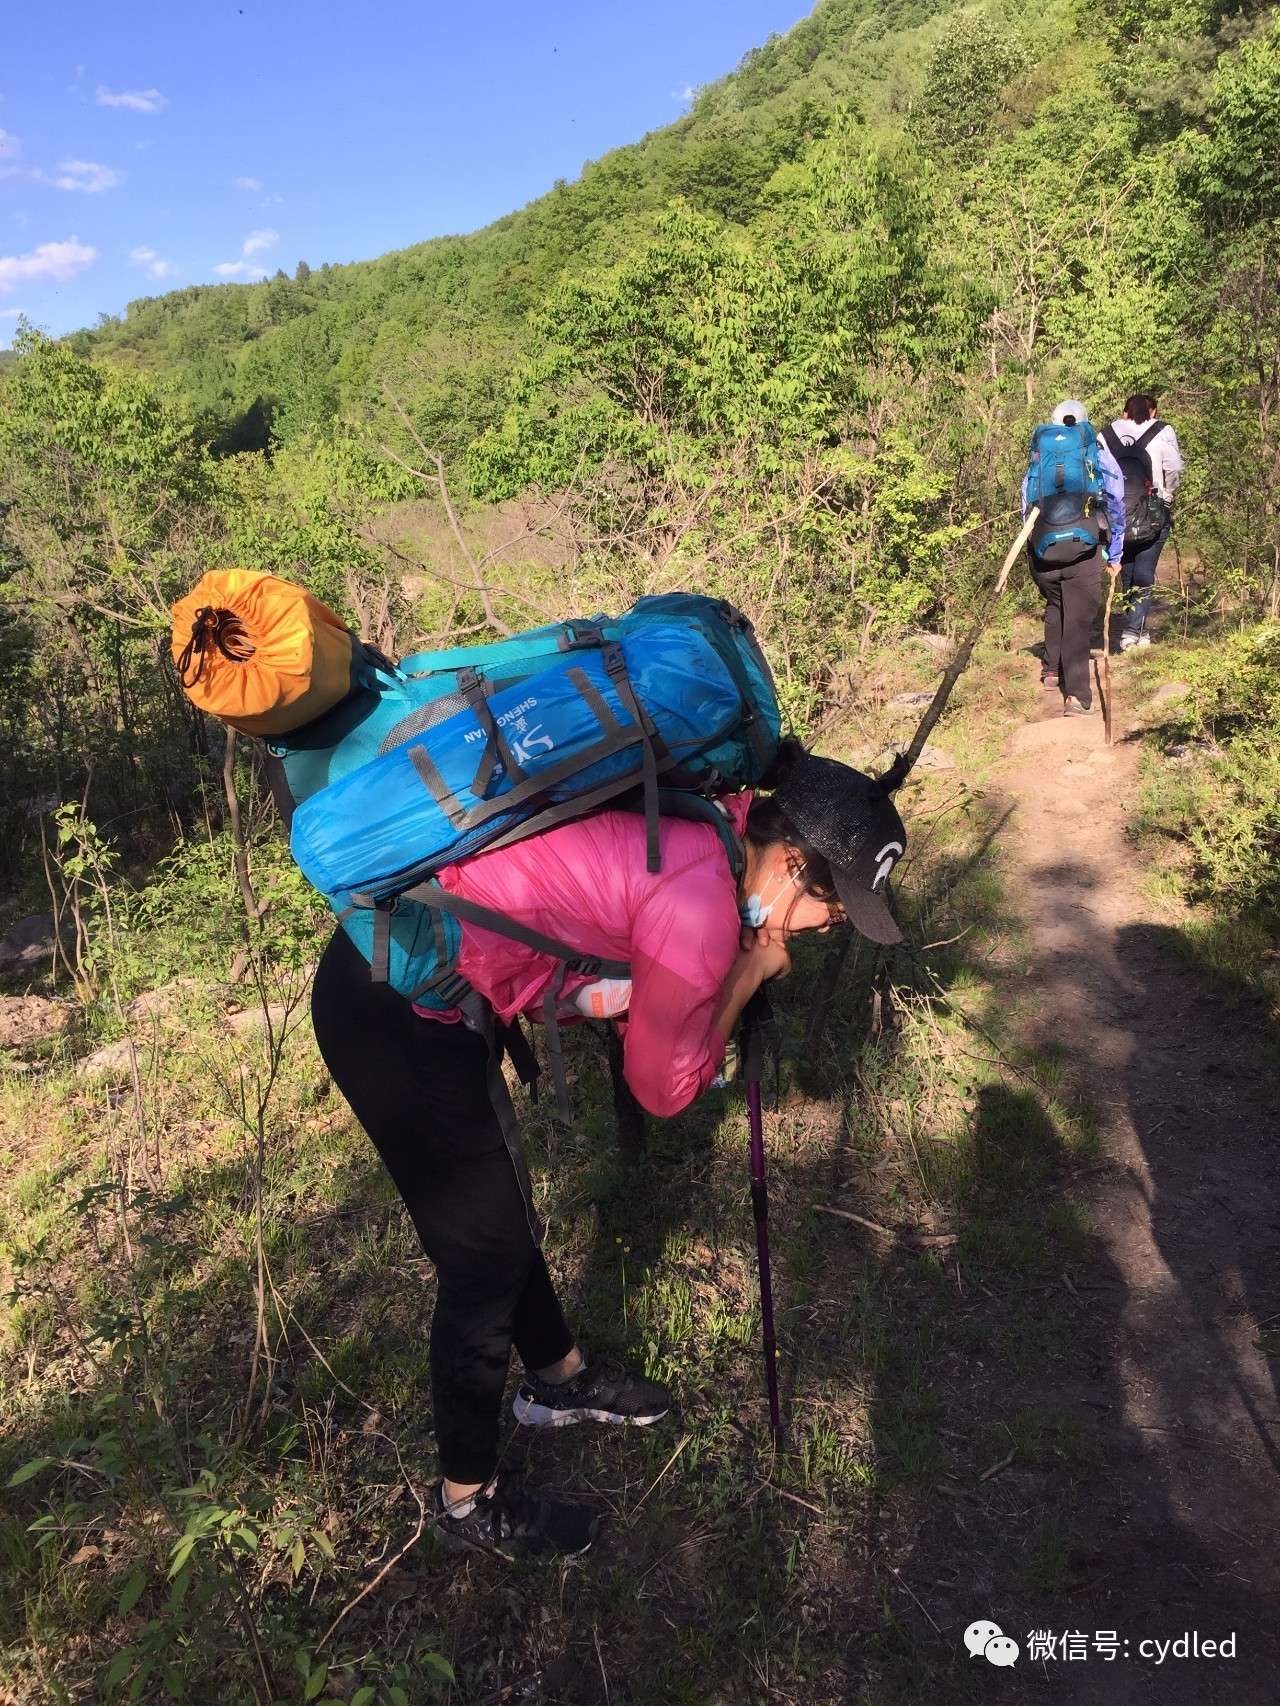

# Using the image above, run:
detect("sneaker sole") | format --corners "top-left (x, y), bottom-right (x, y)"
top-left (437, 1522), bottom-right (596, 1561)
top-left (512, 1393), bottom-right (669, 1429)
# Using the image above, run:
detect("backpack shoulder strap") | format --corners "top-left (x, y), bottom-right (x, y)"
top-left (1135, 420), bottom-right (1166, 453)
top-left (639, 789), bottom-right (746, 885)
top-left (384, 879), bottom-right (631, 1125)
top-left (1101, 424), bottom-right (1127, 459)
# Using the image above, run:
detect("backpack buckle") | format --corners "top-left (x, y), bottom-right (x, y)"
top-left (559, 622), bottom-right (605, 651)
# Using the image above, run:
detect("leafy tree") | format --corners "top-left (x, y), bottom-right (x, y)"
top-left (1188, 21), bottom-right (1280, 227)
top-left (915, 13), bottom-right (1028, 155)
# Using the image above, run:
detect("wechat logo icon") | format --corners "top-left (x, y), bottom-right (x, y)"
top-left (965, 1620), bottom-right (1020, 1667)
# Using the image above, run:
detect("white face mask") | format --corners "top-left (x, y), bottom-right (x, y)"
top-left (741, 865), bottom-right (802, 927)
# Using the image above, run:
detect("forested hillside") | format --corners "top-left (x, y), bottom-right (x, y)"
top-left (6, 0), bottom-right (1280, 909)
top-left (3, 0), bottom-right (1280, 1698)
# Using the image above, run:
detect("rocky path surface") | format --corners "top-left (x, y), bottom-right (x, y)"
top-left (994, 680), bottom-right (1280, 1702)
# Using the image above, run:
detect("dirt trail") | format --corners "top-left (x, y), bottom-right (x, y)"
top-left (993, 678), bottom-right (1280, 1700)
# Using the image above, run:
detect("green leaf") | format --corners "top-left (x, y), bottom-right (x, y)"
top-left (388, 1688), bottom-right (409, 1706)
top-left (7, 1455), bottom-right (56, 1486)
top-left (290, 1535), bottom-right (305, 1577)
top-left (102, 1647), bottom-right (135, 1690)
top-left (351, 1689), bottom-right (376, 1706)
top-left (117, 1568), bottom-right (147, 1615)
top-left (294, 1650), bottom-right (313, 1680)
top-left (422, 1655), bottom-right (455, 1683)
top-left (167, 1537), bottom-right (195, 1579)
top-left (303, 1664), bottom-right (328, 1702)
top-left (234, 1526), bottom-right (259, 1550)
top-left (310, 1529), bottom-right (335, 1560)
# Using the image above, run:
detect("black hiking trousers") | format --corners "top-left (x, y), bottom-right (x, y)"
top-left (1029, 548), bottom-right (1102, 707)
top-left (311, 926), bottom-right (574, 1485)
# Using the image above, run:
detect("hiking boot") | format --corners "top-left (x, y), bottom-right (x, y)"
top-left (1040, 671), bottom-right (1059, 689)
top-left (1119, 631), bottom-right (1150, 651)
top-left (1063, 696), bottom-right (1093, 717)
top-left (513, 1355), bottom-right (671, 1429)
top-left (432, 1474), bottom-right (598, 1560)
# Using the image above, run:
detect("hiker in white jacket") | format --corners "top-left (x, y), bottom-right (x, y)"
top-left (1102, 394), bottom-right (1185, 650)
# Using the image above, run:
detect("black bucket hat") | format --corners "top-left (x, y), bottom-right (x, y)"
top-left (771, 753), bottom-right (907, 945)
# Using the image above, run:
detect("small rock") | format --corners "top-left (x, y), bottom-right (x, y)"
top-left (126, 978), bottom-right (203, 1022)
top-left (909, 631), bottom-right (952, 655)
top-left (224, 1004), bottom-right (289, 1036)
top-left (0, 995), bottom-right (71, 1049)
top-left (76, 1038), bottom-right (147, 1080)
top-left (886, 691), bottom-right (935, 710)
top-left (0, 914), bottom-right (68, 971)
top-left (1146, 681), bottom-right (1192, 708)
top-left (913, 743), bottom-right (956, 772)
top-left (1166, 738), bottom-right (1222, 764)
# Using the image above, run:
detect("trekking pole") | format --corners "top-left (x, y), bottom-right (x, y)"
top-left (901, 506), bottom-right (1040, 774)
top-left (804, 509), bottom-right (1040, 1053)
top-left (742, 989), bottom-right (783, 1447)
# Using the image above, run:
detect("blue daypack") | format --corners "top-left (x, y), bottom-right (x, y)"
top-left (268, 594), bottom-right (778, 1008)
top-left (1025, 421), bottom-right (1105, 565)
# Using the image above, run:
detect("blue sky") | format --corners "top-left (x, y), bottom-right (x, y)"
top-left (0, 0), bottom-right (809, 346)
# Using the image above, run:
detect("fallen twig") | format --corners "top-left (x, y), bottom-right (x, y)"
top-left (888, 1564), bottom-right (943, 1635)
top-left (631, 1433), bottom-right (692, 1514)
top-left (979, 1447), bottom-right (1017, 1483)
top-left (815, 1204), bottom-right (958, 1248)
top-left (317, 1442), bottom-right (428, 1650)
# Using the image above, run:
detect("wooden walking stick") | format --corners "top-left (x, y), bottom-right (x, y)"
top-left (1097, 563), bottom-right (1120, 746)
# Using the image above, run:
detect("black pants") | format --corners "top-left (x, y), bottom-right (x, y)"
top-left (1120, 522), bottom-right (1170, 638)
top-left (311, 927), bottom-right (574, 1483)
top-left (1030, 550), bottom-right (1102, 707)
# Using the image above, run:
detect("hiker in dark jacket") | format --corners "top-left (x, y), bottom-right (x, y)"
top-left (1103, 393), bottom-right (1184, 651)
top-left (311, 742), bottom-right (906, 1560)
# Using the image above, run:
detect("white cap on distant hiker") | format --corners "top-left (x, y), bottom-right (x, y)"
top-left (1052, 399), bottom-right (1089, 425)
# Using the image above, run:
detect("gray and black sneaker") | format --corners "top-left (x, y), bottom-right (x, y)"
top-left (432, 1474), bottom-right (598, 1560)
top-left (513, 1356), bottom-right (671, 1429)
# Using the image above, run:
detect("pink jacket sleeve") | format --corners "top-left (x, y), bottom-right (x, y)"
top-left (619, 854), bottom-right (740, 1118)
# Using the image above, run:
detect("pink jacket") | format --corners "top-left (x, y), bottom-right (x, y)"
top-left (422, 796), bottom-right (751, 1117)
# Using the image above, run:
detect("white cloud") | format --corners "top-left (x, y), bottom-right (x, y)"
top-left (96, 85), bottom-right (167, 113)
top-left (0, 236), bottom-right (97, 294)
top-left (234, 176), bottom-right (261, 192)
top-left (0, 306), bottom-right (24, 318)
top-left (214, 259), bottom-right (268, 279)
top-left (670, 84), bottom-right (696, 103)
top-left (129, 244), bottom-right (175, 280)
top-left (0, 129), bottom-right (19, 158)
top-left (213, 226), bottom-right (280, 280)
top-left (52, 160), bottom-right (122, 193)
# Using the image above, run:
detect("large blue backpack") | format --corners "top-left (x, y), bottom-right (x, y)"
top-left (1025, 421), bottom-right (1105, 565)
top-left (267, 593), bottom-right (778, 1010)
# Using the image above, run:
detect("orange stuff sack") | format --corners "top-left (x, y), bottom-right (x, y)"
top-left (171, 569), bottom-right (356, 736)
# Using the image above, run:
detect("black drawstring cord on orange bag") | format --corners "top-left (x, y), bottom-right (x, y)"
top-left (176, 606), bottom-right (256, 687)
